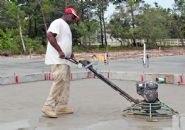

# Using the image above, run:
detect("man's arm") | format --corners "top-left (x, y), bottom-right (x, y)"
top-left (47, 32), bottom-right (65, 59)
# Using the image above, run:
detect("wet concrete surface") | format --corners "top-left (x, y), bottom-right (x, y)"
top-left (0, 79), bottom-right (185, 130)
top-left (0, 54), bottom-right (185, 129)
top-left (0, 55), bottom-right (185, 77)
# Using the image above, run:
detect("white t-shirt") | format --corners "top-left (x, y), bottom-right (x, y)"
top-left (45, 18), bottom-right (72, 65)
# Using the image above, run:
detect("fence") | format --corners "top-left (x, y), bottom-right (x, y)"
top-left (156, 39), bottom-right (185, 46)
top-left (91, 38), bottom-right (185, 47)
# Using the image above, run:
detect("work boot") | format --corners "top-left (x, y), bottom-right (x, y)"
top-left (42, 106), bottom-right (58, 118)
top-left (56, 105), bottom-right (74, 115)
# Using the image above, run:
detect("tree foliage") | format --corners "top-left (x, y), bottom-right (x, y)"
top-left (108, 6), bottom-right (131, 46)
top-left (137, 7), bottom-right (170, 48)
top-left (0, 0), bottom-right (185, 55)
top-left (173, 0), bottom-right (185, 46)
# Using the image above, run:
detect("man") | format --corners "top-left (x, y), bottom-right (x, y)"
top-left (42, 8), bottom-right (80, 118)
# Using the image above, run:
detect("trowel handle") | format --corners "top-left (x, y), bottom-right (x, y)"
top-left (65, 58), bottom-right (79, 64)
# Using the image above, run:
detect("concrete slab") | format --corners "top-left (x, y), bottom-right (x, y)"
top-left (0, 79), bottom-right (185, 130)
top-left (0, 55), bottom-right (185, 85)
top-left (0, 55), bottom-right (185, 77)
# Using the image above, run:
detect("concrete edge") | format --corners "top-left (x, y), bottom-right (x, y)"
top-left (0, 71), bottom-right (184, 86)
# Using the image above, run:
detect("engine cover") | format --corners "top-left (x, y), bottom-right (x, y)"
top-left (136, 81), bottom-right (158, 103)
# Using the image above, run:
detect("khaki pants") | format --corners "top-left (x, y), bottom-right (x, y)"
top-left (44, 64), bottom-right (70, 108)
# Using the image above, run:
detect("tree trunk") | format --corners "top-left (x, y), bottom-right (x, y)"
top-left (120, 41), bottom-right (123, 46)
top-left (28, 14), bottom-right (32, 37)
top-left (17, 15), bottom-right (26, 53)
top-left (130, 3), bottom-right (136, 46)
top-left (34, 18), bottom-right (38, 36)
top-left (99, 2), bottom-right (104, 47)
top-left (38, 0), bottom-right (47, 35)
top-left (102, 10), bottom-right (107, 47)
top-left (88, 36), bottom-right (91, 46)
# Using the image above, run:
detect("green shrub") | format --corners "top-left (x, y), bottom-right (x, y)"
top-left (24, 37), bottom-right (46, 54)
top-left (0, 29), bottom-right (46, 55)
top-left (0, 29), bottom-right (20, 55)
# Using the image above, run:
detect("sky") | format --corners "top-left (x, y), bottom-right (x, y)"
top-left (105, 0), bottom-right (175, 18)
top-left (144, 0), bottom-right (175, 8)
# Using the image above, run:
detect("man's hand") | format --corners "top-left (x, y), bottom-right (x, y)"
top-left (59, 51), bottom-right (65, 59)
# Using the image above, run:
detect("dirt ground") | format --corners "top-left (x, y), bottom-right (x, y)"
top-left (77, 47), bottom-right (185, 60)
top-left (3, 47), bottom-right (184, 61)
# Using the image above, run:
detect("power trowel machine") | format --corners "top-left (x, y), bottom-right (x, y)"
top-left (67, 58), bottom-right (178, 121)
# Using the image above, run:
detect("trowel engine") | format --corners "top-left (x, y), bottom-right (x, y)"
top-left (136, 81), bottom-right (158, 103)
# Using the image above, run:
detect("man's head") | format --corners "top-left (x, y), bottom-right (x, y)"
top-left (64, 8), bottom-right (80, 24)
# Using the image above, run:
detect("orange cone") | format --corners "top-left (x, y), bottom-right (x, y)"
top-left (141, 74), bottom-right (144, 81)
top-left (178, 74), bottom-right (184, 85)
top-left (15, 75), bottom-right (19, 84)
